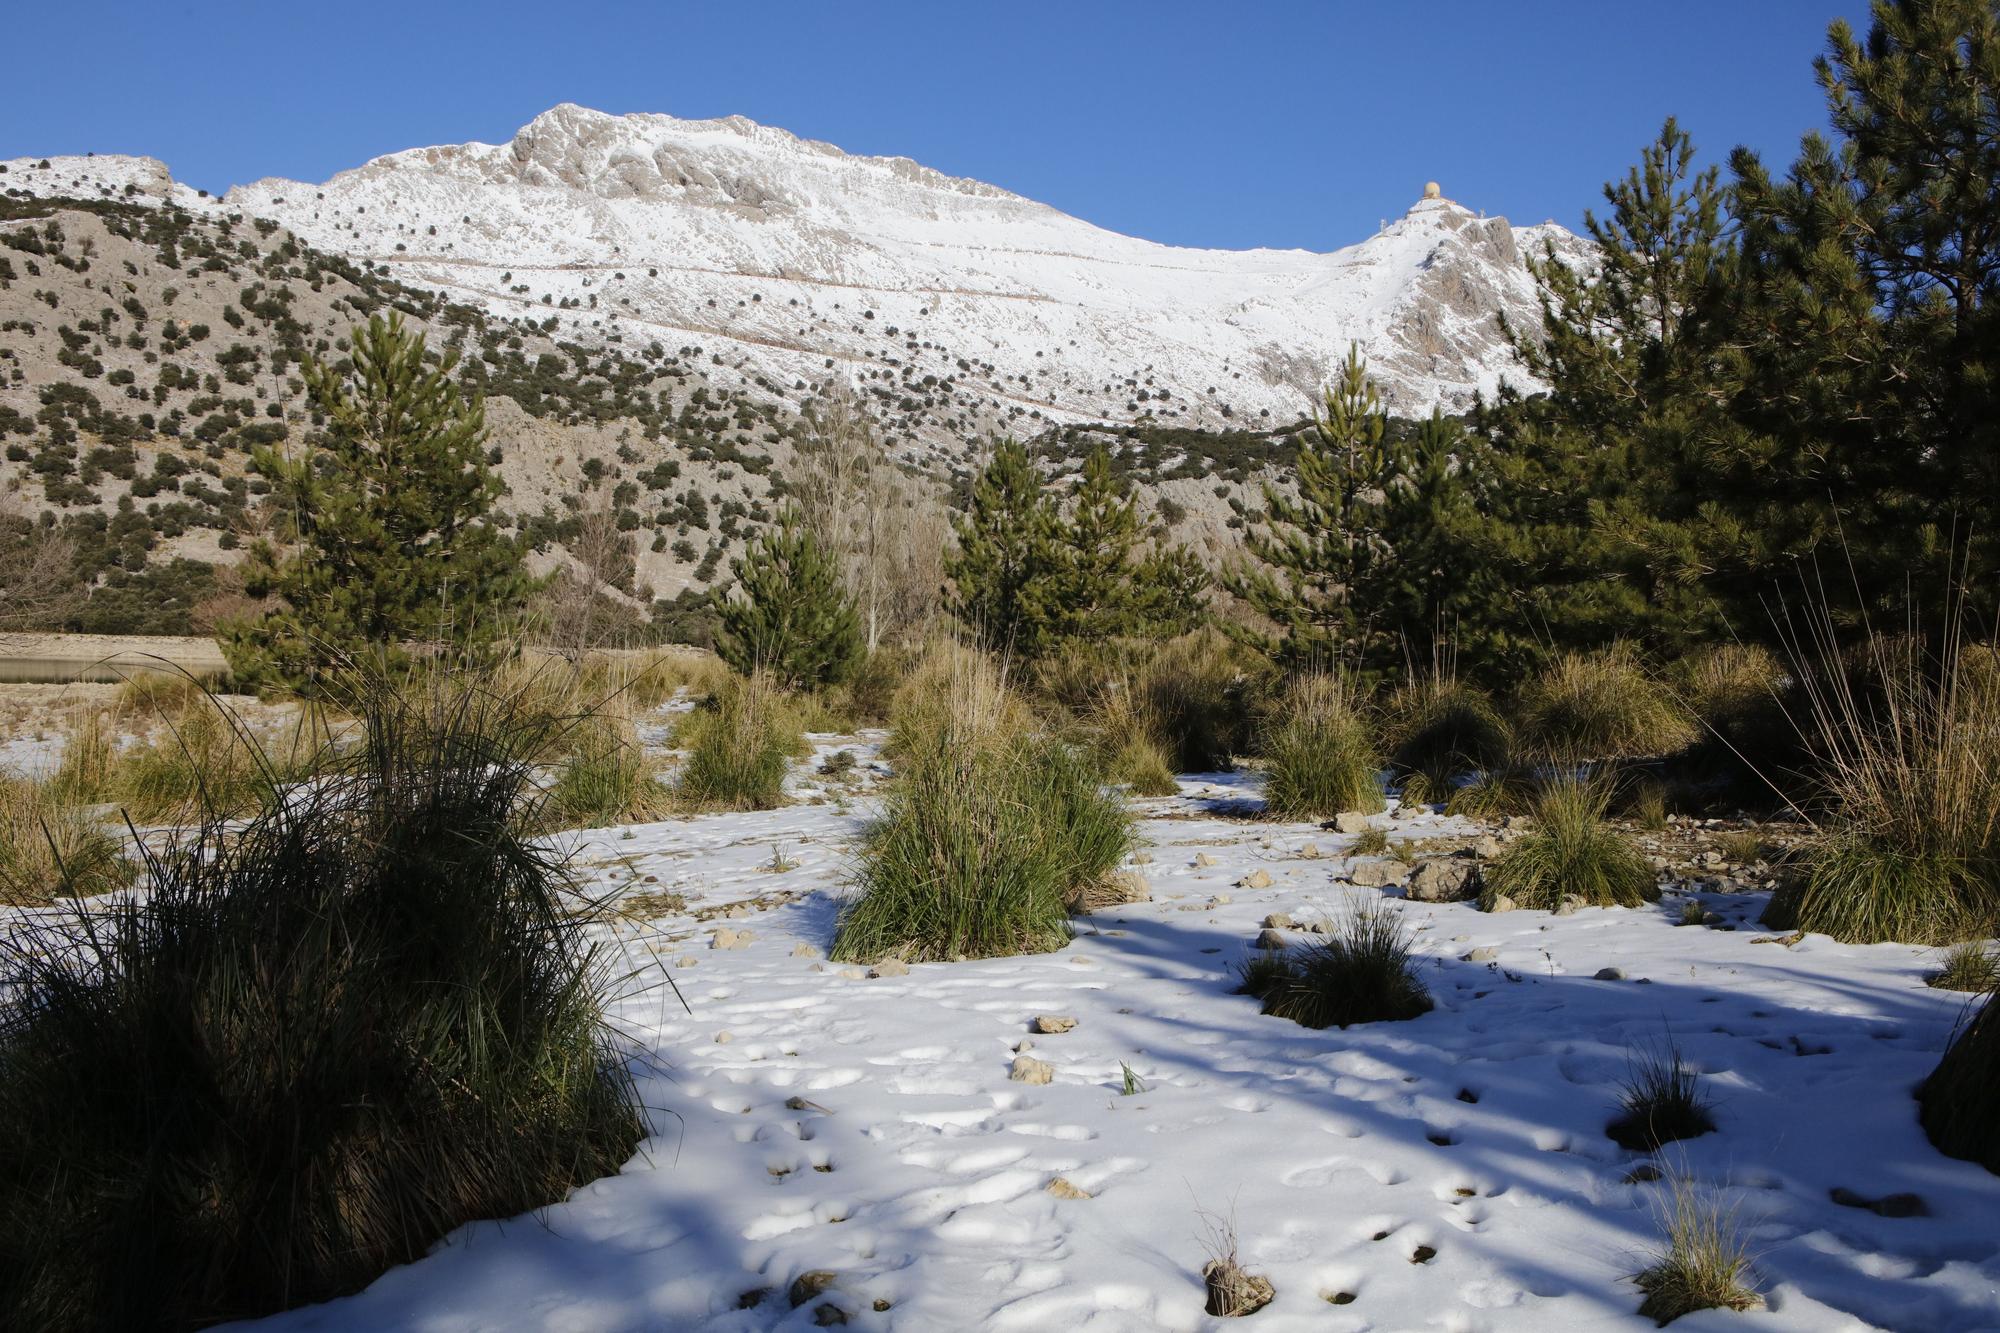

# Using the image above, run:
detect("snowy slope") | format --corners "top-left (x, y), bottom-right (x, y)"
top-left (2, 105), bottom-right (1591, 441)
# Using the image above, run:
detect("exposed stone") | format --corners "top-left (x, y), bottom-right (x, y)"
top-left (1485, 894), bottom-right (1518, 913)
top-left (1046, 1176), bottom-right (1093, 1199)
top-left (1349, 859), bottom-right (1410, 888)
top-left (789, 1270), bottom-right (838, 1308)
top-left (715, 1030), bottom-right (734, 1044)
top-left (1593, 966), bottom-right (1626, 981)
top-left (1333, 812), bottom-right (1371, 834)
top-left (1462, 946), bottom-right (1500, 963)
top-left (1830, 1186), bottom-right (1929, 1218)
top-left (791, 943), bottom-right (819, 958)
top-left (1554, 894), bottom-right (1585, 917)
top-left (1407, 858), bottom-right (1481, 902)
top-left (1194, 852), bottom-right (1220, 867)
top-left (1473, 836), bottom-right (1504, 858)
top-left (1262, 912), bottom-right (1295, 930)
top-left (1239, 869), bottom-right (1273, 890)
top-left (1032, 1014), bottom-right (1077, 1034)
top-left (869, 959), bottom-right (910, 979)
top-left (1298, 842), bottom-right (1323, 860)
top-left (1255, 928), bottom-right (1290, 950)
top-left (711, 927), bottom-right (753, 950)
top-left (1009, 1055), bottom-right (1055, 1085)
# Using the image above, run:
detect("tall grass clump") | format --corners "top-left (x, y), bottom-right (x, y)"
top-left (47, 709), bottom-right (118, 805)
top-left (0, 678), bottom-right (644, 1330)
top-left (1764, 619), bottom-right (2000, 945)
top-left (833, 650), bottom-right (1132, 963)
top-left (114, 671), bottom-right (210, 720)
top-left (673, 673), bottom-right (803, 811)
top-left (1382, 670), bottom-right (1511, 805)
top-left (1131, 630), bottom-right (1267, 774)
top-left (1240, 898), bottom-right (1433, 1028)
top-left (1520, 645), bottom-right (1697, 764)
top-left (1632, 1176), bottom-right (1762, 1325)
top-left (1481, 777), bottom-right (1658, 911)
top-left (1929, 940), bottom-right (1999, 992)
top-left (545, 702), bottom-right (671, 828)
top-left (1259, 673), bottom-right (1385, 819)
top-left (0, 777), bottom-right (133, 906)
top-left (1607, 1037), bottom-right (1716, 1150)
top-left (1919, 988), bottom-right (2000, 1174)
top-left (113, 701), bottom-right (281, 823)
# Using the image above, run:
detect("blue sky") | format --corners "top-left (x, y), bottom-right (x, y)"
top-left (3, 1), bottom-right (1870, 251)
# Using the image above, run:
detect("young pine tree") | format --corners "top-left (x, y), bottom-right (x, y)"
top-left (225, 314), bottom-right (532, 690)
top-left (1033, 448), bottom-right (1208, 649)
top-left (946, 440), bottom-right (1057, 655)
top-left (1226, 346), bottom-right (1412, 675)
top-left (716, 507), bottom-right (864, 690)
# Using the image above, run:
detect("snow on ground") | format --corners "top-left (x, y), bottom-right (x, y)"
top-left (219, 741), bottom-right (2000, 1333)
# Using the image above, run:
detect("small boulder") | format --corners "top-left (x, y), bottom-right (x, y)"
top-left (1593, 966), bottom-right (1626, 981)
top-left (1255, 928), bottom-right (1291, 950)
top-left (789, 1271), bottom-right (839, 1309)
top-left (869, 959), bottom-right (910, 979)
top-left (1407, 859), bottom-right (1481, 903)
top-left (1332, 812), bottom-right (1371, 835)
top-left (1461, 946), bottom-right (1500, 963)
top-left (1554, 894), bottom-right (1585, 917)
top-left (1349, 859), bottom-right (1410, 888)
top-left (1262, 912), bottom-right (1295, 930)
top-left (1485, 894), bottom-right (1518, 914)
top-left (1045, 1176), bottom-right (1092, 1200)
top-left (1473, 836), bottom-right (1505, 858)
top-left (1298, 842), bottom-right (1323, 860)
top-left (1009, 1055), bottom-right (1055, 1085)
top-left (711, 928), bottom-right (754, 950)
top-left (1032, 1014), bottom-right (1078, 1034)
top-left (791, 943), bottom-right (819, 958)
top-left (1194, 852), bottom-right (1220, 867)
top-left (1239, 869), bottom-right (1273, 890)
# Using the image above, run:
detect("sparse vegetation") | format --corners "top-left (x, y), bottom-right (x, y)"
top-left (0, 775), bottom-right (132, 905)
top-left (1929, 940), bottom-right (2000, 993)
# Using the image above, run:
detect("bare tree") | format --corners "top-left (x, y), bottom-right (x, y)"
top-left (792, 384), bottom-right (901, 651)
top-left (539, 491), bottom-right (636, 661)
top-left (0, 494), bottom-right (80, 642)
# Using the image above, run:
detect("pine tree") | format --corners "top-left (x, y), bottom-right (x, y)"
top-left (1225, 346), bottom-right (1401, 671)
top-left (1730, 0), bottom-right (2000, 616)
top-left (1470, 118), bottom-right (1779, 663)
top-left (715, 507), bottom-right (864, 690)
top-left (1032, 448), bottom-right (1208, 649)
top-left (945, 440), bottom-right (1057, 654)
top-left (224, 314), bottom-right (532, 690)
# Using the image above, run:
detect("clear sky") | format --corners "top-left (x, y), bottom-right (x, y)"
top-left (2, 1), bottom-right (1871, 252)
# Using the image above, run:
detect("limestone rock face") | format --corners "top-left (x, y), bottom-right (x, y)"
top-left (1407, 858), bottom-right (1482, 903)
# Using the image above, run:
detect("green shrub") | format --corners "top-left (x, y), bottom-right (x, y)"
top-left (1481, 778), bottom-right (1657, 911)
top-left (1240, 898), bottom-right (1432, 1029)
top-left (673, 674), bottom-right (801, 811)
top-left (1919, 987), bottom-right (2000, 1174)
top-left (1131, 630), bottom-right (1266, 773)
top-left (1383, 671), bottom-right (1510, 799)
top-left (833, 653), bottom-right (1131, 963)
top-left (1520, 646), bottom-right (1697, 763)
top-left (0, 678), bottom-right (642, 1329)
top-left (0, 777), bottom-right (132, 906)
top-left (1260, 674), bottom-right (1384, 819)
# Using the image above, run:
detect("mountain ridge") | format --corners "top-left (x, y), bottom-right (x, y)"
top-left (2, 104), bottom-right (1589, 449)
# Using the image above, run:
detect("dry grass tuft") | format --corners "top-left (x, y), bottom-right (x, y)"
top-left (1521, 645), bottom-right (1697, 763)
top-left (1259, 673), bottom-right (1384, 820)
top-left (1632, 1176), bottom-right (1762, 1326)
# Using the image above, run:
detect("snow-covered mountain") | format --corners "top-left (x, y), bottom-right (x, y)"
top-left (3, 104), bottom-right (1588, 438)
